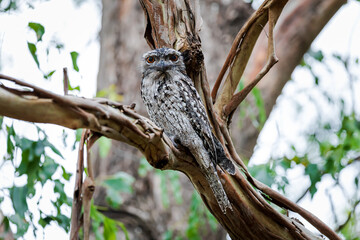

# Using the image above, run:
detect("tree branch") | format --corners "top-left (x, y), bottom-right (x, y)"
top-left (237, 0), bottom-right (347, 159)
top-left (212, 0), bottom-right (286, 116)
top-left (0, 74), bottom-right (176, 170)
top-left (0, 70), bottom-right (333, 239)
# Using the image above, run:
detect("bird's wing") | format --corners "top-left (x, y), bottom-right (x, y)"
top-left (177, 76), bottom-right (235, 175)
top-left (175, 76), bottom-right (216, 155)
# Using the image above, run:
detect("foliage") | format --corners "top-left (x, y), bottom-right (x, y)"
top-left (160, 191), bottom-right (219, 240)
top-left (0, 120), bottom-right (72, 238)
top-left (90, 202), bottom-right (129, 240)
top-left (250, 48), bottom-right (360, 238)
top-left (185, 192), bottom-right (218, 240)
top-left (100, 172), bottom-right (135, 209)
top-left (138, 157), bottom-right (218, 239)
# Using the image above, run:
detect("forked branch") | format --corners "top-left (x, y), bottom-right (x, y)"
top-left (212, 0), bottom-right (287, 119)
top-left (223, 6), bottom-right (279, 117)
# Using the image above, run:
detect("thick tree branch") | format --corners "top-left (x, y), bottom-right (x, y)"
top-left (238, 0), bottom-right (347, 159)
top-left (0, 71), bottom-right (334, 239)
top-left (0, 74), bottom-right (177, 170)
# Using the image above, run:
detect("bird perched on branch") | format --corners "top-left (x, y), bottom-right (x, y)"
top-left (140, 47), bottom-right (235, 213)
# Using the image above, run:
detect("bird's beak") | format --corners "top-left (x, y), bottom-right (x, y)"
top-left (157, 60), bottom-right (171, 72)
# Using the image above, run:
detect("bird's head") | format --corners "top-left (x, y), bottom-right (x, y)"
top-left (141, 48), bottom-right (186, 76)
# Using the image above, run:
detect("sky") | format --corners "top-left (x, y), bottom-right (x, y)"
top-left (0, 0), bottom-right (360, 239)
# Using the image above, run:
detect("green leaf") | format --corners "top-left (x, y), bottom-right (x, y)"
top-left (44, 70), bottom-right (56, 80)
top-left (98, 137), bottom-right (112, 158)
top-left (9, 214), bottom-right (29, 237)
top-left (249, 164), bottom-right (275, 187)
top-left (162, 231), bottom-right (173, 240)
top-left (116, 221), bottom-right (130, 240)
top-left (70, 51), bottom-right (79, 72)
top-left (27, 42), bottom-right (40, 68)
top-left (10, 186), bottom-right (28, 217)
top-left (0, 116), bottom-right (3, 130)
top-left (1, 1), bottom-right (18, 12)
top-left (68, 84), bottom-right (80, 92)
top-left (90, 203), bottom-right (129, 240)
top-left (186, 192), bottom-right (204, 240)
top-left (309, 50), bottom-right (324, 62)
top-left (43, 139), bottom-right (63, 158)
top-left (6, 125), bottom-right (15, 159)
top-left (252, 87), bottom-right (266, 127)
top-left (102, 172), bottom-right (134, 192)
top-left (103, 218), bottom-right (117, 240)
top-left (138, 157), bottom-right (153, 177)
top-left (38, 156), bottom-right (58, 185)
top-left (101, 172), bottom-right (134, 208)
top-left (305, 164), bottom-right (321, 197)
top-left (28, 22), bottom-right (45, 42)
top-left (96, 84), bottom-right (123, 102)
top-left (61, 166), bottom-right (72, 180)
top-left (38, 216), bottom-right (51, 228)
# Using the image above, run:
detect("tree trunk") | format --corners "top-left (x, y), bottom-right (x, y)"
top-left (93, 0), bottom-right (252, 239)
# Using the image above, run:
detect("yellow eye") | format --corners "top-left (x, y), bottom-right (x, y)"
top-left (169, 54), bottom-right (178, 62)
top-left (146, 56), bottom-right (155, 63)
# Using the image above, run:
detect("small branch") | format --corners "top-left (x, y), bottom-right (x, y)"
top-left (63, 68), bottom-right (69, 95)
top-left (0, 74), bottom-right (176, 171)
top-left (251, 178), bottom-right (342, 240)
top-left (223, 55), bottom-right (278, 116)
top-left (82, 177), bottom-right (95, 240)
top-left (335, 199), bottom-right (360, 232)
top-left (69, 130), bottom-right (87, 240)
top-left (295, 186), bottom-right (310, 204)
top-left (69, 129), bottom-right (96, 240)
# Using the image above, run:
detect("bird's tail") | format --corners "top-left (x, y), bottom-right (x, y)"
top-left (212, 133), bottom-right (236, 175)
top-left (203, 168), bottom-right (232, 214)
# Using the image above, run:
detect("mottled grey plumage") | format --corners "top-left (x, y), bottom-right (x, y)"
top-left (140, 47), bottom-right (235, 213)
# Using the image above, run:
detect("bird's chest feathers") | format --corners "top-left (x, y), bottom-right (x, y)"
top-left (143, 74), bottom-right (180, 106)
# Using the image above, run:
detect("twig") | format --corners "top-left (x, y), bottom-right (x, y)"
top-left (327, 189), bottom-right (339, 226)
top-left (295, 186), bottom-right (310, 204)
top-left (70, 130), bottom-right (87, 240)
top-left (69, 129), bottom-right (97, 240)
top-left (224, 55), bottom-right (278, 116)
top-left (63, 68), bottom-right (69, 95)
top-left (82, 177), bottom-right (95, 240)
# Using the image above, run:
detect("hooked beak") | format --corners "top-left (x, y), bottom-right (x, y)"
top-left (155, 60), bottom-right (171, 72)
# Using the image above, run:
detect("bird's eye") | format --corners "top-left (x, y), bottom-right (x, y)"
top-left (146, 56), bottom-right (155, 63)
top-left (169, 54), bottom-right (179, 62)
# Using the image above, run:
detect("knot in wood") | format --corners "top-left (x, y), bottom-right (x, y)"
top-left (181, 35), bottom-right (204, 74)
